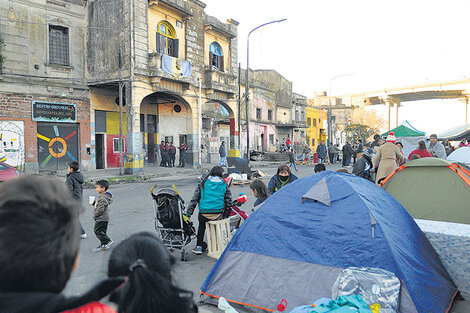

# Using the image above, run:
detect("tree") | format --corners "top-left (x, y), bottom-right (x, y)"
top-left (347, 107), bottom-right (385, 141)
top-left (344, 123), bottom-right (376, 143)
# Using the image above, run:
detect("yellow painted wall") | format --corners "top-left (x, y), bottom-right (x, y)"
top-left (107, 112), bottom-right (127, 135)
top-left (306, 107), bottom-right (326, 148)
top-left (204, 31), bottom-right (230, 71)
top-left (148, 6), bottom-right (185, 58)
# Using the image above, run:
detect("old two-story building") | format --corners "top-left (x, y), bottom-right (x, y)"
top-left (239, 69), bottom-right (305, 153)
top-left (87, 0), bottom-right (239, 173)
top-left (292, 93), bottom-right (307, 145)
top-left (0, 0), bottom-right (91, 173)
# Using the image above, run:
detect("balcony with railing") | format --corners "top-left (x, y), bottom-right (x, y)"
top-left (148, 52), bottom-right (193, 85)
top-left (204, 65), bottom-right (237, 95)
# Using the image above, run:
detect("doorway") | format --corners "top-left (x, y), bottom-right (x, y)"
top-left (95, 134), bottom-right (105, 169)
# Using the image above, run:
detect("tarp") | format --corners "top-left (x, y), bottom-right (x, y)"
top-left (437, 123), bottom-right (470, 141)
top-left (201, 171), bottom-right (457, 313)
top-left (381, 157), bottom-right (470, 224)
top-left (381, 124), bottom-right (425, 138)
top-left (448, 147), bottom-right (470, 165)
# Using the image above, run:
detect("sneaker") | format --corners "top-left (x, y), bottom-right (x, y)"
top-left (103, 240), bottom-right (114, 250)
top-left (92, 245), bottom-right (105, 252)
top-left (192, 246), bottom-right (203, 255)
top-left (80, 233), bottom-right (87, 239)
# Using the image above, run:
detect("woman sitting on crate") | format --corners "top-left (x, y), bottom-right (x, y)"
top-left (186, 166), bottom-right (232, 255)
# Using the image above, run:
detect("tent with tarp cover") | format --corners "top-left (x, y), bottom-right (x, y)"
top-left (381, 122), bottom-right (426, 158)
top-left (200, 171), bottom-right (457, 313)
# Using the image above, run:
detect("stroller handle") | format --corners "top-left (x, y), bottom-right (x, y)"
top-left (150, 184), bottom-right (158, 195)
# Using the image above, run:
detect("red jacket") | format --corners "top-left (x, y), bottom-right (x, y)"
top-left (408, 149), bottom-right (432, 160)
top-left (63, 302), bottom-right (116, 313)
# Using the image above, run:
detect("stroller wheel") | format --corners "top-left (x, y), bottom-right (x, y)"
top-left (181, 251), bottom-right (190, 262)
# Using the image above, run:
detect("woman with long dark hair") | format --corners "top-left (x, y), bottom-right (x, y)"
top-left (249, 179), bottom-right (269, 208)
top-left (186, 166), bottom-right (232, 255)
top-left (108, 232), bottom-right (197, 313)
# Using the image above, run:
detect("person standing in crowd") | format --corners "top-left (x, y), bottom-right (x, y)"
top-left (395, 142), bottom-right (406, 165)
top-left (459, 139), bottom-right (468, 148)
top-left (169, 142), bottom-right (176, 167)
top-left (370, 134), bottom-right (381, 149)
top-left (178, 140), bottom-right (187, 167)
top-left (342, 141), bottom-right (354, 167)
top-left (107, 232), bottom-right (198, 313)
top-left (442, 139), bottom-right (454, 156)
top-left (351, 141), bottom-right (358, 165)
top-left (0, 177), bottom-right (123, 313)
top-left (408, 140), bottom-right (432, 160)
top-left (286, 136), bottom-right (292, 150)
top-left (249, 179), bottom-right (270, 208)
top-left (288, 148), bottom-right (299, 172)
top-left (373, 132), bottom-right (404, 184)
top-left (219, 141), bottom-right (227, 167)
top-left (427, 134), bottom-right (447, 159)
top-left (353, 148), bottom-right (374, 182)
top-left (66, 161), bottom-right (87, 239)
top-left (159, 141), bottom-right (165, 167)
top-left (355, 139), bottom-right (363, 157)
top-left (316, 140), bottom-right (327, 164)
top-left (314, 163), bottom-right (326, 173)
top-left (268, 164), bottom-right (298, 194)
top-left (92, 180), bottom-right (113, 252)
top-left (186, 166), bottom-right (232, 255)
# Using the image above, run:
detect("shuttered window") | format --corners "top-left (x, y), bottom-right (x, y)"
top-left (156, 21), bottom-right (179, 57)
top-left (209, 42), bottom-right (224, 71)
top-left (49, 25), bottom-right (69, 66)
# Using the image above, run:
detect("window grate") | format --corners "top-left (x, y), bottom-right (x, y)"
top-left (49, 25), bottom-right (69, 66)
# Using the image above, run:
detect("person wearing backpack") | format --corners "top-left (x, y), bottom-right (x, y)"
top-left (186, 166), bottom-right (232, 255)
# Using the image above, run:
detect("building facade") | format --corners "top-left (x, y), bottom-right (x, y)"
top-left (292, 93), bottom-right (307, 144)
top-left (305, 106), bottom-right (326, 149)
top-left (0, 0), bottom-right (90, 173)
top-left (87, 0), bottom-right (239, 173)
top-left (239, 69), bottom-right (303, 153)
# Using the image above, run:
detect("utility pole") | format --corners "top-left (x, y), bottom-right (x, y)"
top-left (118, 47), bottom-right (124, 175)
top-left (238, 62), bottom-right (241, 151)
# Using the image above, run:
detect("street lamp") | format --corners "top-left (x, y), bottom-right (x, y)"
top-left (327, 73), bottom-right (354, 147)
top-left (245, 18), bottom-right (287, 164)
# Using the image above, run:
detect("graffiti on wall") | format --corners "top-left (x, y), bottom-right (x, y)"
top-left (0, 121), bottom-right (25, 168)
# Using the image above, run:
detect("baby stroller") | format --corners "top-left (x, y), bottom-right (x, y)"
top-left (151, 184), bottom-right (195, 261)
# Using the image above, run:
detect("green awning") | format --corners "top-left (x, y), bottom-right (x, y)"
top-left (382, 125), bottom-right (425, 137)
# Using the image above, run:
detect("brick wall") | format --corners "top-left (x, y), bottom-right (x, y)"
top-left (0, 93), bottom-right (91, 171)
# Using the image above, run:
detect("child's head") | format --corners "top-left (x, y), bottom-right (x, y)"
top-left (108, 232), bottom-right (197, 313)
top-left (0, 176), bottom-right (81, 293)
top-left (68, 161), bottom-right (79, 173)
top-left (249, 179), bottom-right (269, 199)
top-left (314, 163), bottom-right (326, 173)
top-left (95, 180), bottom-right (109, 194)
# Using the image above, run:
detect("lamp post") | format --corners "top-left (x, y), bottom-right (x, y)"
top-left (245, 18), bottom-right (287, 164)
top-left (327, 73), bottom-right (354, 147)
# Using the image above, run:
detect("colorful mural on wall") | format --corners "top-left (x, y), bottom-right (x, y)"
top-left (0, 121), bottom-right (25, 169)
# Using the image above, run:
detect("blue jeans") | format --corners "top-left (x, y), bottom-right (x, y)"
top-left (220, 156), bottom-right (227, 166)
top-left (289, 161), bottom-right (298, 171)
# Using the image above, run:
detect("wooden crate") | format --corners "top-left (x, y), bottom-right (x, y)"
top-left (206, 218), bottom-right (232, 259)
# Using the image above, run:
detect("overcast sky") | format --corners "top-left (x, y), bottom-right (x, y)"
top-left (203, 0), bottom-right (470, 133)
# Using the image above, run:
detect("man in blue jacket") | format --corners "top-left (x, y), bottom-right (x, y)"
top-left (219, 141), bottom-right (227, 166)
top-left (316, 141), bottom-right (327, 164)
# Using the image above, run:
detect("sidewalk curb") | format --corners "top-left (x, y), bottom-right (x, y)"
top-left (84, 170), bottom-right (199, 188)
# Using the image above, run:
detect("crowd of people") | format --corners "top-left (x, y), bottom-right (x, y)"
top-left (158, 141), bottom-right (187, 168)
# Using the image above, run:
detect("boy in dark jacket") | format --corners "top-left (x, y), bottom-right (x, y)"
top-left (0, 177), bottom-right (123, 313)
top-left (352, 148), bottom-right (374, 182)
top-left (92, 180), bottom-right (113, 252)
top-left (66, 161), bottom-right (87, 238)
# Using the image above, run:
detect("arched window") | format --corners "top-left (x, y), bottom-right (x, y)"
top-left (209, 42), bottom-right (224, 71)
top-left (156, 21), bottom-right (178, 57)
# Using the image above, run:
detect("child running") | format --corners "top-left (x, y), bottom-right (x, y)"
top-left (92, 180), bottom-right (113, 252)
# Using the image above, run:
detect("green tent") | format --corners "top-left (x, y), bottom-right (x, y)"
top-left (381, 124), bottom-right (425, 137)
top-left (381, 158), bottom-right (470, 224)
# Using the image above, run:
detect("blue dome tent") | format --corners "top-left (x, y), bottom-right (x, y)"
top-left (201, 171), bottom-right (457, 313)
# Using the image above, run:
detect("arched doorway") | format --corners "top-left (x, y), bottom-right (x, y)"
top-left (140, 92), bottom-right (193, 166)
top-left (202, 100), bottom-right (235, 163)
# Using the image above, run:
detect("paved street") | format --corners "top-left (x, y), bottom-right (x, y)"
top-left (64, 163), bottom-right (469, 313)
top-left (64, 163), bottom-right (319, 304)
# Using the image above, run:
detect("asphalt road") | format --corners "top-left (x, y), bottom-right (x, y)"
top-left (64, 164), bottom-right (312, 306)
